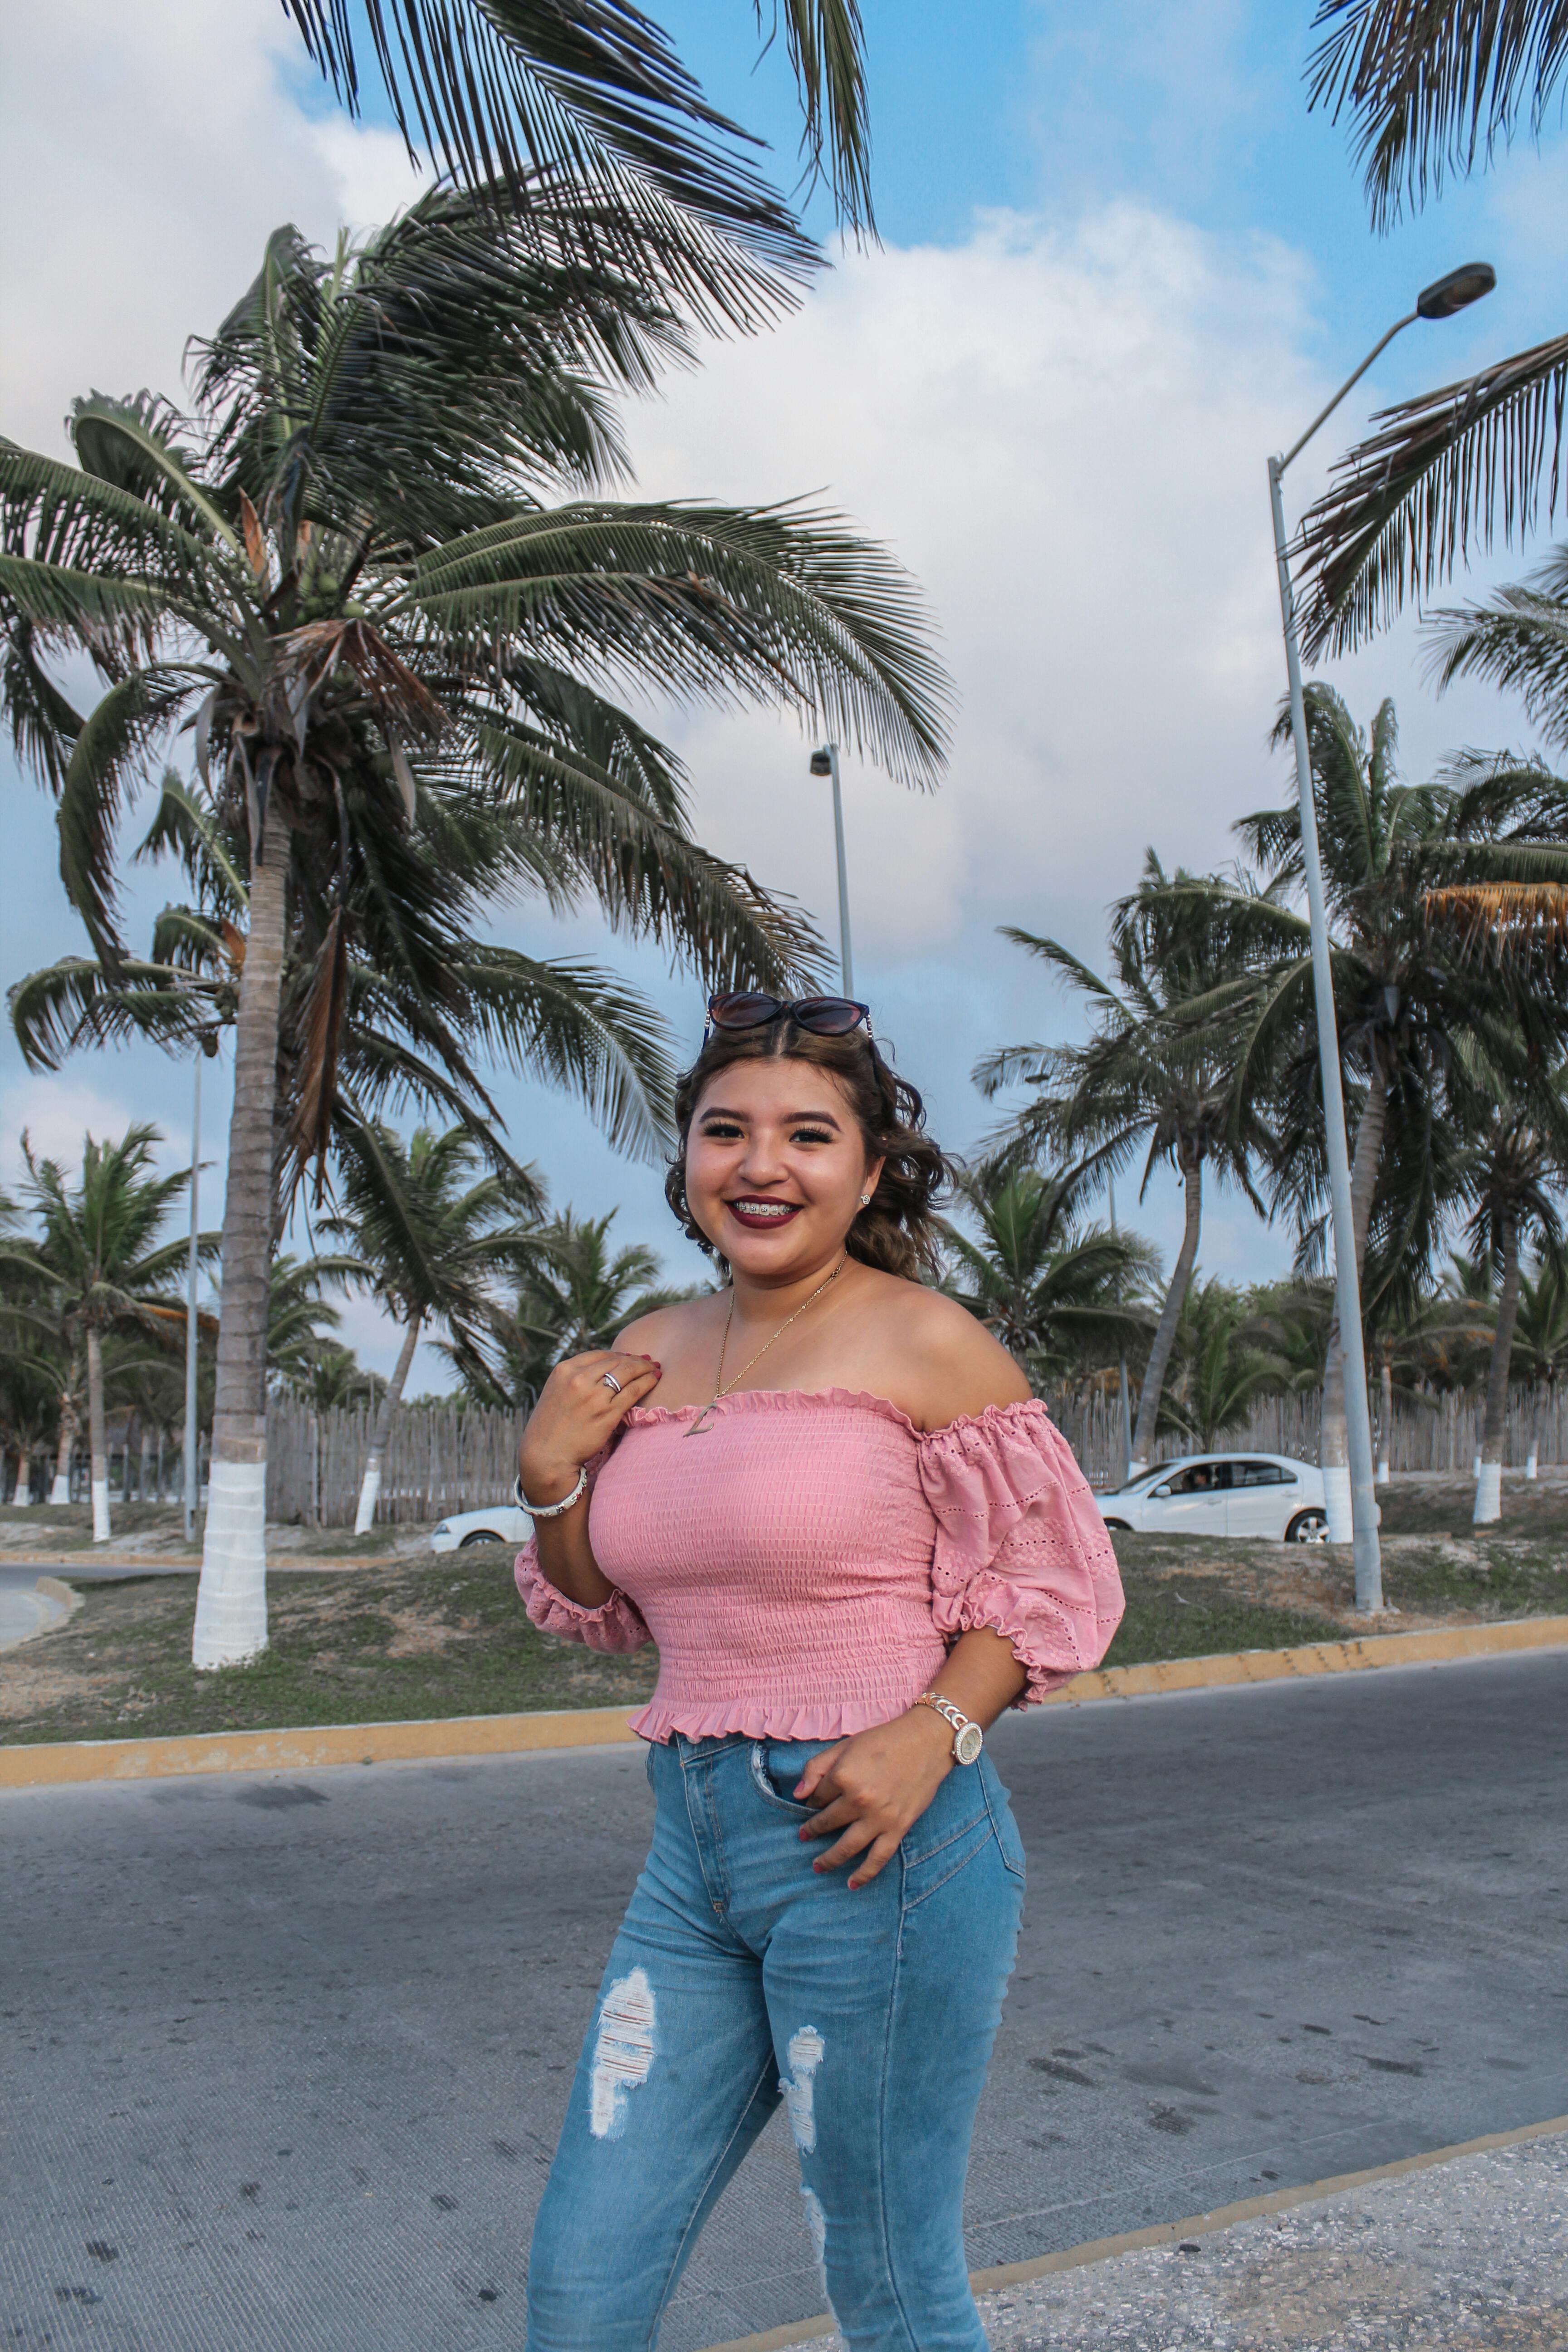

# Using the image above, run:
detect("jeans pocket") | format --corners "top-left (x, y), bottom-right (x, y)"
top-left (749, 1740), bottom-right (828, 1814)
top-left (983, 1767), bottom-right (1027, 1885)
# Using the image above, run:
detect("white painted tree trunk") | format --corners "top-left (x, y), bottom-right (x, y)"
top-left (354, 1315), bottom-right (421, 1534)
top-left (194, 846), bottom-right (288, 1669)
top-left (1527, 1444), bottom-right (1539, 1481)
top-left (1474, 1215), bottom-right (1522, 1529)
top-left (1473, 1459), bottom-right (1502, 1524)
top-left (49, 1401), bottom-right (75, 1505)
top-left (87, 1327), bottom-right (110, 1544)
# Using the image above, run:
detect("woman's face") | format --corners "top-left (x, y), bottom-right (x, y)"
top-left (685, 1055), bottom-right (883, 1283)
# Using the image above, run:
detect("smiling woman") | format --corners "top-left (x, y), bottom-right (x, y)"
top-left (508, 999), bottom-right (1125, 2352)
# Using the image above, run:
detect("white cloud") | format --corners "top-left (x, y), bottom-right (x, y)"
top-left (623, 202), bottom-right (1329, 981)
top-left (1, 0), bottom-right (423, 458)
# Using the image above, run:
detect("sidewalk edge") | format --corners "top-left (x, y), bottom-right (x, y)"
top-left (3, 1612), bottom-right (1566, 1790)
top-left (697, 2111), bottom-right (1568, 2352)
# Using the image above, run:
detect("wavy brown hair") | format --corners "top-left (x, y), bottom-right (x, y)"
top-left (664, 1020), bottom-right (951, 1280)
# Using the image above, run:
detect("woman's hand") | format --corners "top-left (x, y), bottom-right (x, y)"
top-left (792, 1707), bottom-right (958, 1889)
top-left (519, 1348), bottom-right (662, 1504)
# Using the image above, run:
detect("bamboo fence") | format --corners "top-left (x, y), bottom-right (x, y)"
top-left (252, 1385), bottom-right (1568, 1525)
top-left (1053, 1385), bottom-right (1568, 1489)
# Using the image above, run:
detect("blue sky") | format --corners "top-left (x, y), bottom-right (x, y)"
top-left (4, 0), bottom-right (1566, 1384)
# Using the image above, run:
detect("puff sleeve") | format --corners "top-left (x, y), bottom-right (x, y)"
top-left (514, 1452), bottom-right (651, 1654)
top-left (916, 1400), bottom-right (1124, 1702)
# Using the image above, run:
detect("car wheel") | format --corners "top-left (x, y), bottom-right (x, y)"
top-left (1101, 1518), bottom-right (1132, 1532)
top-left (1285, 1509), bottom-right (1330, 1544)
top-left (459, 1529), bottom-right (505, 1547)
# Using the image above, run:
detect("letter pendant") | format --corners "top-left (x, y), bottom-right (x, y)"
top-left (685, 1405), bottom-right (717, 1437)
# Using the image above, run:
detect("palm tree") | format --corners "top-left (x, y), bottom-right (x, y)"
top-left (16, 1126), bottom-right (216, 1543)
top-left (1459, 1097), bottom-right (1568, 1521)
top-left (1296, 3), bottom-right (1568, 657)
top-left (938, 1167), bottom-right (1153, 1398)
top-left (1142, 689), bottom-right (1568, 1531)
top-left (267, 1252), bottom-right (359, 1392)
top-left (1512, 1255), bottom-right (1568, 1475)
top-left (977, 857), bottom-right (1277, 1468)
top-left (2, 196), bottom-right (946, 1665)
top-left (275, 0), bottom-right (875, 245)
top-left (322, 1122), bottom-right (542, 1530)
top-left (1158, 1278), bottom-right (1289, 1452)
top-left (468, 1206), bottom-right (686, 1406)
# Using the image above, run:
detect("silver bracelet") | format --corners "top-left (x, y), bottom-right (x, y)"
top-left (514, 1465), bottom-right (588, 1519)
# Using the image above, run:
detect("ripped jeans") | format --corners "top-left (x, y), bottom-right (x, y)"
top-left (526, 1732), bottom-right (1025, 2352)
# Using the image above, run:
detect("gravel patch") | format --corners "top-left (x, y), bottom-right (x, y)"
top-left (785, 2130), bottom-right (1568, 2351)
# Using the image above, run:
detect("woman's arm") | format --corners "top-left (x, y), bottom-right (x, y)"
top-left (792, 1627), bottom-right (1025, 1887)
top-left (519, 1345), bottom-right (661, 1606)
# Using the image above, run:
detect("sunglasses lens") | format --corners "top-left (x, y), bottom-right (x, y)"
top-left (708, 993), bottom-right (781, 1029)
top-left (792, 998), bottom-right (868, 1034)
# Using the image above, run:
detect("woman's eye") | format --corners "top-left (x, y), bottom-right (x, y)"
top-left (700, 1121), bottom-right (743, 1140)
top-left (791, 1127), bottom-right (835, 1146)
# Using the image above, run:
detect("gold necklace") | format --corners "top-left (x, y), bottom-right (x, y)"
top-left (685, 1254), bottom-right (849, 1437)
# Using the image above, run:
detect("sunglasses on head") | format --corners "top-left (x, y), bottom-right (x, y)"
top-left (704, 992), bottom-right (872, 1042)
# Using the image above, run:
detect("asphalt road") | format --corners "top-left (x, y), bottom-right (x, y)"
top-left (3, 1650), bottom-right (1566, 2352)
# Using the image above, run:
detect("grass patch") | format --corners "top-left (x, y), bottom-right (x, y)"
top-left (0, 1553), bottom-right (657, 1746)
top-left (1102, 1594), bottom-right (1348, 1667)
top-left (4, 1505), bottom-right (1566, 1748)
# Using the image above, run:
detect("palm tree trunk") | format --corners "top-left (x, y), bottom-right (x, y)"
top-left (1475, 1214), bottom-right (1522, 1526)
top-left (1378, 1348), bottom-right (1392, 1485)
top-left (86, 1325), bottom-right (111, 1543)
top-left (1130, 1148), bottom-right (1201, 1471)
top-left (193, 848), bottom-right (288, 1669)
top-left (354, 1313), bottom-right (421, 1534)
top-left (49, 1391), bottom-right (77, 1506)
top-left (139, 1416), bottom-right (153, 1505)
top-left (1319, 1058), bottom-right (1387, 1541)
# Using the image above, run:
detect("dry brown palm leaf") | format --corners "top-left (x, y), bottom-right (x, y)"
top-left (1425, 877), bottom-right (1568, 958)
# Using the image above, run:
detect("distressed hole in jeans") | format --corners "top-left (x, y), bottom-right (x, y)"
top-left (799, 2185), bottom-right (838, 2325)
top-left (589, 1968), bottom-right (656, 2140)
top-left (781, 2025), bottom-right (825, 2154)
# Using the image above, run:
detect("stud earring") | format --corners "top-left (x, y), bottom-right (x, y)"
top-left (858, 1192), bottom-right (872, 1206)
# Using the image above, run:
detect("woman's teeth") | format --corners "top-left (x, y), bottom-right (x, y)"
top-left (728, 1199), bottom-right (799, 1225)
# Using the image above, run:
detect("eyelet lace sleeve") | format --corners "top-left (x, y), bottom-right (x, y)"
top-left (514, 1452), bottom-right (651, 1655)
top-left (916, 1400), bottom-right (1124, 1702)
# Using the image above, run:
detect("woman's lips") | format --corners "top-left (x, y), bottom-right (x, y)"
top-left (725, 1197), bottom-right (803, 1231)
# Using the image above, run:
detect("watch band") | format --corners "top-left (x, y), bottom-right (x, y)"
top-left (915, 1690), bottom-right (984, 1766)
top-left (514, 1465), bottom-right (588, 1518)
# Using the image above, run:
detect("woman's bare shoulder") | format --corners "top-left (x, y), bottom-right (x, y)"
top-left (870, 1276), bottom-right (1032, 1424)
top-left (616, 1293), bottom-right (723, 1358)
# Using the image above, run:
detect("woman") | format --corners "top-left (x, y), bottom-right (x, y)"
top-left (515, 995), bottom-right (1123, 2352)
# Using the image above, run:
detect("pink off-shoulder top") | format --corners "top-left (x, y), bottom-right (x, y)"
top-left (514, 1388), bottom-right (1124, 1743)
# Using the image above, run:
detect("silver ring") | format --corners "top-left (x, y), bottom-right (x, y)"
top-left (600, 1372), bottom-right (623, 1395)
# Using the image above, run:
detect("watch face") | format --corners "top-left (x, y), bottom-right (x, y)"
top-left (955, 1720), bottom-right (984, 1767)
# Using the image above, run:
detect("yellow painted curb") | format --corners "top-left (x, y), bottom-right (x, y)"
top-left (0, 1704), bottom-right (640, 1788)
top-left (1038, 1610), bottom-right (1568, 1706)
top-left (3, 1612), bottom-right (1566, 1792)
top-left (697, 2111), bottom-right (1568, 2352)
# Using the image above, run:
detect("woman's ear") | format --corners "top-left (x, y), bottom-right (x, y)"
top-left (859, 1155), bottom-right (887, 1207)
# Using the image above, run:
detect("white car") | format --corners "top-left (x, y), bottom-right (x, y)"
top-left (1094, 1453), bottom-right (1328, 1543)
top-left (430, 1502), bottom-right (531, 1552)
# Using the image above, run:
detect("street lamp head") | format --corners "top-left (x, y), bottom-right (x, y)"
top-left (1416, 262), bottom-right (1496, 320)
top-left (808, 747), bottom-right (833, 776)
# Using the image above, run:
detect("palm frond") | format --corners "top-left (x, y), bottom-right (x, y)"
top-left (1306, 0), bottom-right (1568, 229)
top-left (275, 0), bottom-right (825, 326)
top-left (1294, 330), bottom-right (1568, 658)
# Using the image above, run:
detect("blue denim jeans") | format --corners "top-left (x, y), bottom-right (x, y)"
top-left (526, 1733), bottom-right (1025, 2351)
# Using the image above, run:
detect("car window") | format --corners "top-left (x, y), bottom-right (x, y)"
top-left (1170, 1461), bottom-right (1232, 1494)
top-left (1232, 1460), bottom-right (1291, 1487)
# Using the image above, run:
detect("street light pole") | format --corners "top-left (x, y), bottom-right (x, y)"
top-left (810, 743), bottom-right (855, 997)
top-left (183, 1051), bottom-right (201, 1544)
top-left (1268, 261), bottom-right (1494, 1612)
